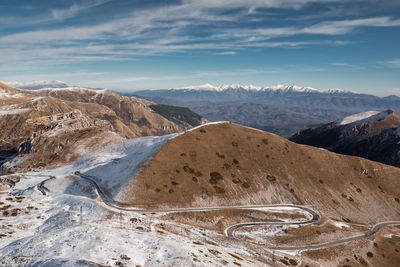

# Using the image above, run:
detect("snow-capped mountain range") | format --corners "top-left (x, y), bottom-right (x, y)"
top-left (2, 80), bottom-right (351, 95)
top-left (175, 83), bottom-right (352, 94)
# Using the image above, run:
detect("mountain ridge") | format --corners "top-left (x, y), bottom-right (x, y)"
top-left (173, 83), bottom-right (353, 94)
top-left (0, 82), bottom-right (206, 172)
top-left (289, 109), bottom-right (400, 167)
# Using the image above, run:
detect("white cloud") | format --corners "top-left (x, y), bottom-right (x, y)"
top-left (386, 59), bottom-right (400, 68)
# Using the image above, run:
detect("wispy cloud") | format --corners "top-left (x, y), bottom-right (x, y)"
top-left (0, 1), bottom-right (112, 30)
top-left (329, 62), bottom-right (364, 69)
top-left (387, 88), bottom-right (400, 95)
top-left (303, 17), bottom-right (400, 35)
top-left (386, 59), bottom-right (400, 68)
top-left (330, 62), bottom-right (351, 66)
top-left (51, 0), bottom-right (112, 21)
top-left (216, 51), bottom-right (237, 55)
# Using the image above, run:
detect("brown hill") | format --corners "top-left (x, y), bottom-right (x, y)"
top-left (0, 84), bottom-right (204, 171)
top-left (121, 123), bottom-right (400, 224)
top-left (117, 122), bottom-right (400, 266)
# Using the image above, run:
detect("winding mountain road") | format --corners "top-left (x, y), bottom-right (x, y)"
top-left (72, 171), bottom-right (400, 251)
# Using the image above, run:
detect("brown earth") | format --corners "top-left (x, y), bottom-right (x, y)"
top-left (302, 226), bottom-right (400, 266)
top-left (160, 208), bottom-right (306, 233)
top-left (234, 215), bottom-right (368, 246)
top-left (122, 123), bottom-right (400, 225)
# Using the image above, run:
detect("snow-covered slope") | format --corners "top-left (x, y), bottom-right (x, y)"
top-left (338, 111), bottom-right (379, 125)
top-left (0, 123), bottom-right (258, 266)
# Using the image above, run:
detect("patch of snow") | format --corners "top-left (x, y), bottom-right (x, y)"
top-left (332, 221), bottom-right (349, 229)
top-left (0, 90), bottom-right (12, 98)
top-left (184, 121), bottom-right (230, 133)
top-left (0, 108), bottom-right (31, 116)
top-left (175, 83), bottom-right (222, 91)
top-left (338, 111), bottom-right (379, 125)
top-left (221, 84), bottom-right (262, 91)
top-left (0, 89), bottom-right (26, 99)
top-left (85, 133), bottom-right (177, 201)
top-left (338, 109), bottom-right (395, 126)
top-left (28, 132), bottom-right (178, 202)
top-left (251, 206), bottom-right (305, 212)
top-left (268, 84), bottom-right (319, 93)
top-left (277, 250), bottom-right (301, 256)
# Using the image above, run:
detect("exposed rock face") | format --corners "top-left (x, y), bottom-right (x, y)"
top-left (0, 83), bottom-right (205, 171)
top-left (289, 109), bottom-right (400, 167)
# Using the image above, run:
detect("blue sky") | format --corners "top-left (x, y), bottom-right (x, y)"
top-left (1, 0), bottom-right (400, 95)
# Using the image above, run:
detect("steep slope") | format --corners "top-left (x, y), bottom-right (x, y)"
top-left (289, 109), bottom-right (400, 167)
top-left (0, 83), bottom-right (205, 171)
top-left (29, 87), bottom-right (205, 131)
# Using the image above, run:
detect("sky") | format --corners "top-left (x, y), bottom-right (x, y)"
top-left (1, 0), bottom-right (400, 95)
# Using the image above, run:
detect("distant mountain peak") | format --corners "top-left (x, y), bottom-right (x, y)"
top-left (35, 86), bottom-right (112, 95)
top-left (4, 80), bottom-right (69, 90)
top-left (3, 81), bottom-right (115, 95)
top-left (175, 83), bottom-right (222, 91)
